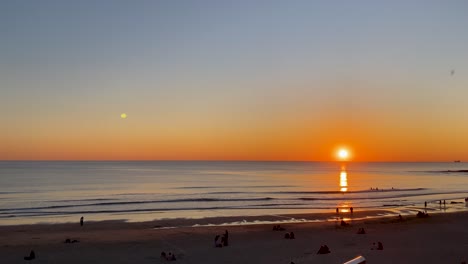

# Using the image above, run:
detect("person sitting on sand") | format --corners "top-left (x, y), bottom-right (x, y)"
top-left (357, 228), bottom-right (366, 234)
top-left (417, 211), bottom-right (429, 218)
top-left (289, 232), bottom-right (295, 239)
top-left (317, 245), bottom-right (331, 254)
top-left (398, 214), bottom-right (403, 221)
top-left (24, 250), bottom-right (35, 261)
top-left (214, 235), bottom-right (222, 247)
top-left (371, 242), bottom-right (384, 250)
top-left (377, 241), bottom-right (383, 250)
top-left (161, 251), bottom-right (166, 258)
top-left (341, 220), bottom-right (350, 227)
top-left (284, 232), bottom-right (290, 239)
top-left (166, 252), bottom-right (177, 261)
top-left (277, 225), bottom-right (285, 231)
top-left (272, 225), bottom-right (278, 231)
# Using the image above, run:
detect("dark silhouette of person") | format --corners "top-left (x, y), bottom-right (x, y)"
top-left (317, 245), bottom-right (331, 254)
top-left (284, 232), bottom-right (290, 239)
top-left (377, 241), bottom-right (384, 250)
top-left (289, 232), bottom-right (295, 239)
top-left (214, 235), bottom-right (221, 247)
top-left (24, 250), bottom-right (35, 260)
top-left (336, 208), bottom-right (339, 214)
top-left (341, 220), bottom-right (349, 226)
top-left (350, 207), bottom-right (354, 214)
top-left (424, 201), bottom-right (427, 207)
top-left (224, 230), bottom-right (229, 246)
top-left (80, 216), bottom-right (84, 226)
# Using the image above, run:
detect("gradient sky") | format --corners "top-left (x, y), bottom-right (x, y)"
top-left (2, 0), bottom-right (468, 161)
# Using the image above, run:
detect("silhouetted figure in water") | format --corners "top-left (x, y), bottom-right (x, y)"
top-left (336, 208), bottom-right (339, 214)
top-left (24, 250), bottom-right (35, 260)
top-left (424, 201), bottom-right (427, 208)
top-left (350, 207), bottom-right (354, 214)
top-left (80, 216), bottom-right (84, 226)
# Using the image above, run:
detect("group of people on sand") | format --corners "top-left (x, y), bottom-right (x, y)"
top-left (417, 211), bottom-right (429, 218)
top-left (340, 219), bottom-right (350, 227)
top-left (284, 232), bottom-right (295, 239)
top-left (371, 241), bottom-right (384, 250)
top-left (24, 216), bottom-right (85, 261)
top-left (214, 230), bottom-right (229, 248)
top-left (272, 225), bottom-right (286, 231)
top-left (160, 251), bottom-right (176, 261)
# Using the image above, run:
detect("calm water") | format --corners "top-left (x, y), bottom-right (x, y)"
top-left (1, 161), bottom-right (467, 225)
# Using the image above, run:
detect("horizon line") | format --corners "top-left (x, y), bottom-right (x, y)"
top-left (0, 159), bottom-right (463, 163)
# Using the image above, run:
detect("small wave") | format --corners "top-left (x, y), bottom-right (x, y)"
top-left (269, 188), bottom-right (426, 195)
top-left (176, 185), bottom-right (296, 189)
top-left (0, 197), bottom-right (276, 212)
top-left (297, 190), bottom-right (467, 201)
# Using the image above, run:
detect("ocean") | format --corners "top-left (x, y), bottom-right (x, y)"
top-left (0, 161), bottom-right (467, 225)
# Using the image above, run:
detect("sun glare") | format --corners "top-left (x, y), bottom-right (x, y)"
top-left (337, 148), bottom-right (351, 161)
top-left (338, 149), bottom-right (348, 159)
top-left (120, 113), bottom-right (127, 119)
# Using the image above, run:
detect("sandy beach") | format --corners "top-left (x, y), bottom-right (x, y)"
top-left (1, 210), bottom-right (467, 264)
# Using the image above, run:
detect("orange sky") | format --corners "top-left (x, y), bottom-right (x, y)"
top-left (2, 1), bottom-right (468, 161)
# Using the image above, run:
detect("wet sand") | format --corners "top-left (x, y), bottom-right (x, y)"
top-left (1, 210), bottom-right (467, 263)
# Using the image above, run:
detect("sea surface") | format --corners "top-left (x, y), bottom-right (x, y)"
top-left (1, 161), bottom-right (467, 225)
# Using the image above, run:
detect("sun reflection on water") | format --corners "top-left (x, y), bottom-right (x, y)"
top-left (340, 167), bottom-right (348, 192)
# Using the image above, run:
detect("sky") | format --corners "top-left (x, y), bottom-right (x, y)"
top-left (1, 0), bottom-right (468, 161)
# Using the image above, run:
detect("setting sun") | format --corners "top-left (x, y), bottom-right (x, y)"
top-left (337, 148), bottom-right (350, 160)
top-left (338, 149), bottom-right (348, 158)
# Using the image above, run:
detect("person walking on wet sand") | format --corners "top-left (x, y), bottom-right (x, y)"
top-left (424, 201), bottom-right (427, 208)
top-left (80, 216), bottom-right (84, 227)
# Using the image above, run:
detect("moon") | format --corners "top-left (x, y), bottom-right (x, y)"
top-left (120, 113), bottom-right (127, 119)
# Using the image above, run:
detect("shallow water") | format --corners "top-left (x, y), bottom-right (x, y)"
top-left (1, 161), bottom-right (467, 225)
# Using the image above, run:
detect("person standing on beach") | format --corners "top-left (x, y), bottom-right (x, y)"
top-left (224, 230), bottom-right (229, 246)
top-left (424, 201), bottom-right (427, 207)
top-left (80, 216), bottom-right (84, 227)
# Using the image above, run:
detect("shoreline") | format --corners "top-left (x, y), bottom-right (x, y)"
top-left (1, 210), bottom-right (467, 263)
top-left (1, 206), bottom-right (464, 231)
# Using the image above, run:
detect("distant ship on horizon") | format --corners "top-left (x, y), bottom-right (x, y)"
top-left (454, 160), bottom-right (461, 163)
